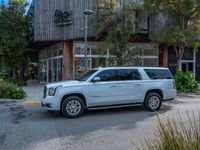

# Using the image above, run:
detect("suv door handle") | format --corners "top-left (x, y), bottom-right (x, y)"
top-left (110, 85), bottom-right (117, 88)
top-left (136, 83), bottom-right (141, 86)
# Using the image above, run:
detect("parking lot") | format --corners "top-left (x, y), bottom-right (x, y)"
top-left (0, 94), bottom-right (200, 150)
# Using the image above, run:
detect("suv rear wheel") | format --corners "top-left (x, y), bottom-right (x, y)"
top-left (61, 96), bottom-right (85, 118)
top-left (144, 92), bottom-right (162, 111)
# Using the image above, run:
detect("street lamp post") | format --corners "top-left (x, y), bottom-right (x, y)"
top-left (83, 9), bottom-right (93, 72)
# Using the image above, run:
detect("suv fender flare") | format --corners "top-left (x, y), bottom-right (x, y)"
top-left (144, 89), bottom-right (163, 101)
top-left (60, 93), bottom-right (87, 109)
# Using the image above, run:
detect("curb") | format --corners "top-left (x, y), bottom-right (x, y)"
top-left (0, 99), bottom-right (41, 104)
top-left (0, 98), bottom-right (25, 104)
top-left (22, 100), bottom-right (41, 104)
top-left (177, 93), bottom-right (200, 96)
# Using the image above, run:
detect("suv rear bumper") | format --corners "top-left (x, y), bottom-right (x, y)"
top-left (164, 89), bottom-right (177, 100)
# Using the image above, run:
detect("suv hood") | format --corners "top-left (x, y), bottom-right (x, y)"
top-left (45, 80), bottom-right (80, 88)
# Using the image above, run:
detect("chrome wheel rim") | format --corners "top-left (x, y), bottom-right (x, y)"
top-left (149, 96), bottom-right (160, 110)
top-left (66, 100), bottom-right (81, 116)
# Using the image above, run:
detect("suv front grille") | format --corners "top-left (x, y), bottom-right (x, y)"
top-left (43, 86), bottom-right (47, 98)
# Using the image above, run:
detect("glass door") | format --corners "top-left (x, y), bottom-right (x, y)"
top-left (58, 58), bottom-right (63, 81)
top-left (181, 62), bottom-right (193, 72)
top-left (48, 59), bottom-right (52, 82)
top-left (48, 57), bottom-right (63, 82)
top-left (39, 60), bottom-right (47, 83)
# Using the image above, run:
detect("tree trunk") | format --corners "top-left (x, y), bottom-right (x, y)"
top-left (175, 44), bottom-right (185, 71)
top-left (176, 57), bottom-right (182, 71)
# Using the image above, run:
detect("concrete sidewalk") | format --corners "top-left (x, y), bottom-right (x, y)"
top-left (23, 83), bottom-right (44, 103)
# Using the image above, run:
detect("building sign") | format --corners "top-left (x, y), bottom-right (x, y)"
top-left (54, 10), bottom-right (72, 26)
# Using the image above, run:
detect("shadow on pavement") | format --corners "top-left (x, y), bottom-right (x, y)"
top-left (33, 103), bottom-right (173, 137)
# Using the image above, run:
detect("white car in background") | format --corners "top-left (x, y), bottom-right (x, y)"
top-left (42, 67), bottom-right (176, 118)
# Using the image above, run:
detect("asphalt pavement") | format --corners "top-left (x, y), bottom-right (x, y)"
top-left (0, 94), bottom-right (200, 150)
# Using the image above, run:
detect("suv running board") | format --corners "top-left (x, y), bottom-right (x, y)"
top-left (87, 103), bottom-right (143, 110)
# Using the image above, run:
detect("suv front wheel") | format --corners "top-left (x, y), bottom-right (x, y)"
top-left (144, 92), bottom-right (162, 111)
top-left (61, 96), bottom-right (85, 118)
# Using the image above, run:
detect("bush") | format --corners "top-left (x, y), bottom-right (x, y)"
top-left (137, 112), bottom-right (200, 150)
top-left (0, 76), bottom-right (4, 81)
top-left (0, 81), bottom-right (26, 99)
top-left (174, 71), bottom-right (198, 92)
top-left (7, 78), bottom-right (27, 87)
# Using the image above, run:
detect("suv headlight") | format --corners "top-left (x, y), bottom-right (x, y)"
top-left (48, 86), bottom-right (62, 96)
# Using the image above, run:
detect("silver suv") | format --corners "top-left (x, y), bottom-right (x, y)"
top-left (42, 67), bottom-right (176, 118)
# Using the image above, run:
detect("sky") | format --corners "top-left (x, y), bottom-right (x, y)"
top-left (0, 0), bottom-right (33, 13)
top-left (1, 0), bottom-right (32, 6)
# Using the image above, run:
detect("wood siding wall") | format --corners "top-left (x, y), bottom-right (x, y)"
top-left (34, 0), bottom-right (97, 41)
top-left (34, 0), bottom-right (174, 42)
top-left (149, 14), bottom-right (175, 34)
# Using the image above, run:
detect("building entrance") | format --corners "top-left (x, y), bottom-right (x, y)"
top-left (48, 57), bottom-right (63, 82)
top-left (39, 60), bottom-right (47, 83)
top-left (181, 62), bottom-right (193, 72)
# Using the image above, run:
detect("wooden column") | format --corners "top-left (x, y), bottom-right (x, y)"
top-left (159, 43), bottom-right (168, 67)
top-left (63, 42), bottom-right (73, 80)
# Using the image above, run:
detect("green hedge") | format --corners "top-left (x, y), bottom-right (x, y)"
top-left (174, 71), bottom-right (198, 92)
top-left (0, 81), bottom-right (26, 99)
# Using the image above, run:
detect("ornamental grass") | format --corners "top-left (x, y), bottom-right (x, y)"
top-left (137, 111), bottom-right (200, 150)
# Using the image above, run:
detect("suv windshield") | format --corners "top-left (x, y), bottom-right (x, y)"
top-left (77, 70), bottom-right (98, 81)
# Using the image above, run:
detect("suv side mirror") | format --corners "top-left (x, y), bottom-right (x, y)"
top-left (92, 77), bottom-right (100, 82)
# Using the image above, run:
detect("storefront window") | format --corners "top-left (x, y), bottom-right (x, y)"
top-left (58, 49), bottom-right (63, 55)
top-left (47, 50), bottom-right (52, 58)
top-left (74, 42), bottom-right (116, 79)
top-left (74, 42), bottom-right (158, 79)
top-left (39, 47), bottom-right (63, 83)
top-left (144, 58), bottom-right (158, 66)
top-left (39, 61), bottom-right (47, 83)
top-left (130, 43), bottom-right (158, 66)
top-left (53, 49), bottom-right (58, 57)
top-left (144, 48), bottom-right (158, 56)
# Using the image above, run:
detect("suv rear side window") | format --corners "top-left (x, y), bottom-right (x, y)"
top-left (118, 69), bottom-right (141, 80)
top-left (144, 69), bottom-right (172, 79)
top-left (95, 70), bottom-right (117, 82)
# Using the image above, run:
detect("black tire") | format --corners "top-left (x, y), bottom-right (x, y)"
top-left (61, 96), bottom-right (85, 118)
top-left (144, 92), bottom-right (162, 111)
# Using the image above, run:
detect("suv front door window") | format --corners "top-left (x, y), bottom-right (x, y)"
top-left (95, 69), bottom-right (117, 82)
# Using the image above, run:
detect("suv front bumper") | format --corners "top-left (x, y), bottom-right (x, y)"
top-left (41, 96), bottom-right (60, 111)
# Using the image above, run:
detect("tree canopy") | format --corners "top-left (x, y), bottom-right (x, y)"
top-left (94, 0), bottom-right (140, 65)
top-left (143, 0), bottom-right (200, 71)
top-left (0, 0), bottom-right (31, 76)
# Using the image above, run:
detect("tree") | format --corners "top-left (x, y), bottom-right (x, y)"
top-left (94, 0), bottom-right (140, 65)
top-left (0, 0), bottom-right (31, 77)
top-left (143, 0), bottom-right (200, 71)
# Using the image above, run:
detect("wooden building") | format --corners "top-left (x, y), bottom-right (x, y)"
top-left (33, 0), bottom-right (200, 83)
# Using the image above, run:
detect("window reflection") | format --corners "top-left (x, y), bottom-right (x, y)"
top-left (74, 42), bottom-right (116, 79)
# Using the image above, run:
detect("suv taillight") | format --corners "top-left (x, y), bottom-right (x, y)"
top-left (173, 80), bottom-right (176, 89)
